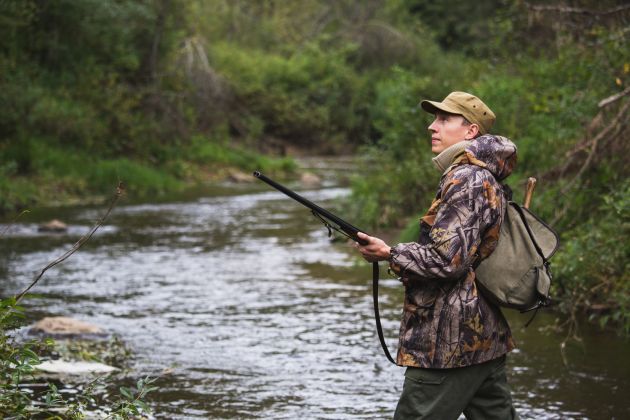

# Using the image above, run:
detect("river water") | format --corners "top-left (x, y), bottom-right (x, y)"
top-left (1, 162), bottom-right (628, 419)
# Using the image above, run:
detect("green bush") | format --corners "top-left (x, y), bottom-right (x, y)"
top-left (348, 67), bottom-right (442, 229)
top-left (0, 163), bottom-right (39, 213)
top-left (210, 41), bottom-right (369, 147)
top-left (553, 180), bottom-right (630, 334)
top-left (188, 135), bottom-right (296, 174)
top-left (88, 159), bottom-right (182, 197)
top-left (1, 296), bottom-right (157, 418)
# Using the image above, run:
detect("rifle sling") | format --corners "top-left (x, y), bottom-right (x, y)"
top-left (372, 262), bottom-right (397, 365)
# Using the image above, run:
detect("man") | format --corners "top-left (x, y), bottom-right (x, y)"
top-left (356, 91), bottom-right (519, 419)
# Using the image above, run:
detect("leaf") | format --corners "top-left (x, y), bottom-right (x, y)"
top-left (119, 386), bottom-right (133, 400)
top-left (136, 400), bottom-right (150, 412)
top-left (22, 348), bottom-right (40, 361)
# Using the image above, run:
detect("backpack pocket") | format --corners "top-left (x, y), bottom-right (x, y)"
top-left (507, 266), bottom-right (539, 307)
top-left (506, 265), bottom-right (551, 310)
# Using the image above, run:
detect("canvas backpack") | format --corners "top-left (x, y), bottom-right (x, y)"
top-left (474, 195), bottom-right (560, 317)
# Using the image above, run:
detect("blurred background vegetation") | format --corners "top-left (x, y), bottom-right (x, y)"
top-left (0, 0), bottom-right (628, 333)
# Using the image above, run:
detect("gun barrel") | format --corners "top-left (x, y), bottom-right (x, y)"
top-left (253, 171), bottom-right (366, 242)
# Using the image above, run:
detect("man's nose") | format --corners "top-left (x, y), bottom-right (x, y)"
top-left (428, 120), bottom-right (438, 132)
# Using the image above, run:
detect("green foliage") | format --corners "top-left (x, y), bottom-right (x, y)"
top-left (188, 135), bottom-right (296, 174)
top-left (553, 181), bottom-right (630, 334)
top-left (403, 0), bottom-right (510, 53)
top-left (110, 376), bottom-right (158, 419)
top-left (0, 143), bottom-right (185, 211)
top-left (0, 164), bottom-right (38, 213)
top-left (211, 41), bottom-right (369, 147)
top-left (0, 299), bottom-right (43, 417)
top-left (88, 159), bottom-right (182, 197)
top-left (398, 216), bottom-right (421, 243)
top-left (1, 279), bottom-right (155, 418)
top-left (0, 297), bottom-right (74, 417)
top-left (349, 67), bottom-right (436, 229)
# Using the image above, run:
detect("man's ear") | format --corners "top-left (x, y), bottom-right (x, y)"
top-left (464, 124), bottom-right (480, 139)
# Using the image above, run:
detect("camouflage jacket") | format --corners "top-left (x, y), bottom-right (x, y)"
top-left (389, 135), bottom-right (517, 369)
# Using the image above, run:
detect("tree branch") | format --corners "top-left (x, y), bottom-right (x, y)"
top-left (1, 210), bottom-right (30, 238)
top-left (14, 182), bottom-right (125, 303)
top-left (558, 100), bottom-right (629, 196)
top-left (526, 3), bottom-right (630, 16)
top-left (598, 86), bottom-right (630, 108)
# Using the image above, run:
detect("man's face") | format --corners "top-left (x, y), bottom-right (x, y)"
top-left (428, 112), bottom-right (475, 154)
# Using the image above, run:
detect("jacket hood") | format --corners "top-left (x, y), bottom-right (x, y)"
top-left (463, 134), bottom-right (517, 180)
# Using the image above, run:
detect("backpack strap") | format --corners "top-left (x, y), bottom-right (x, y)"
top-left (472, 169), bottom-right (511, 269)
top-left (510, 203), bottom-right (548, 263)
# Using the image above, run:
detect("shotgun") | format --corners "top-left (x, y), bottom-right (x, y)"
top-left (253, 171), bottom-right (397, 365)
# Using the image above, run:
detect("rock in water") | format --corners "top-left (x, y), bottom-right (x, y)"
top-left (30, 317), bottom-right (106, 338)
top-left (228, 169), bottom-right (254, 183)
top-left (300, 172), bottom-right (322, 188)
top-left (38, 219), bottom-right (68, 232)
top-left (37, 360), bottom-right (118, 374)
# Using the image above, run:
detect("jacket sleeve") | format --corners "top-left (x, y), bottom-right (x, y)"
top-left (389, 167), bottom-right (499, 281)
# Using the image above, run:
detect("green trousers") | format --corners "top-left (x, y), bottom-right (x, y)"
top-left (393, 355), bottom-right (518, 420)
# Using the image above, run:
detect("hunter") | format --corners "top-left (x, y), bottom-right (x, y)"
top-left (356, 91), bottom-right (519, 419)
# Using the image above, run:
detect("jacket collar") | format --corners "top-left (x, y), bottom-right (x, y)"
top-left (432, 140), bottom-right (470, 175)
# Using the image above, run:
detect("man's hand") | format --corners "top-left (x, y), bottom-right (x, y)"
top-left (356, 232), bottom-right (391, 263)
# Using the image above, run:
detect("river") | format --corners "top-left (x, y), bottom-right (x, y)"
top-left (1, 160), bottom-right (628, 419)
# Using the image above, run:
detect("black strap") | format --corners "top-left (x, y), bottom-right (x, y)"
top-left (524, 305), bottom-right (541, 327)
top-left (372, 262), bottom-right (397, 365)
top-left (510, 203), bottom-right (547, 262)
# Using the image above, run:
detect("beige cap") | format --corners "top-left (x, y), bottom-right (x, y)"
top-left (421, 91), bottom-right (496, 134)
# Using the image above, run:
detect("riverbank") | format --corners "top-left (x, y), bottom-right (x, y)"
top-left (0, 142), bottom-right (300, 216)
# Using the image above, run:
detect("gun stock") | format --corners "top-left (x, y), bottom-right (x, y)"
top-left (523, 177), bottom-right (537, 209)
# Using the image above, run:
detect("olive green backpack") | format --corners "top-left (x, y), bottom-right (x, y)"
top-left (474, 181), bottom-right (560, 320)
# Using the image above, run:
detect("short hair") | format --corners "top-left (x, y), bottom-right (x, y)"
top-left (460, 116), bottom-right (482, 138)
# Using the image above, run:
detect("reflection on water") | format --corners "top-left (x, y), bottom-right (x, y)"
top-left (1, 180), bottom-right (628, 419)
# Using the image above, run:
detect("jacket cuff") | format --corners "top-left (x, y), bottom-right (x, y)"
top-left (388, 243), bottom-right (405, 276)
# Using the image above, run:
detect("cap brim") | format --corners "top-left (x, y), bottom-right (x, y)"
top-left (420, 100), bottom-right (461, 116)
